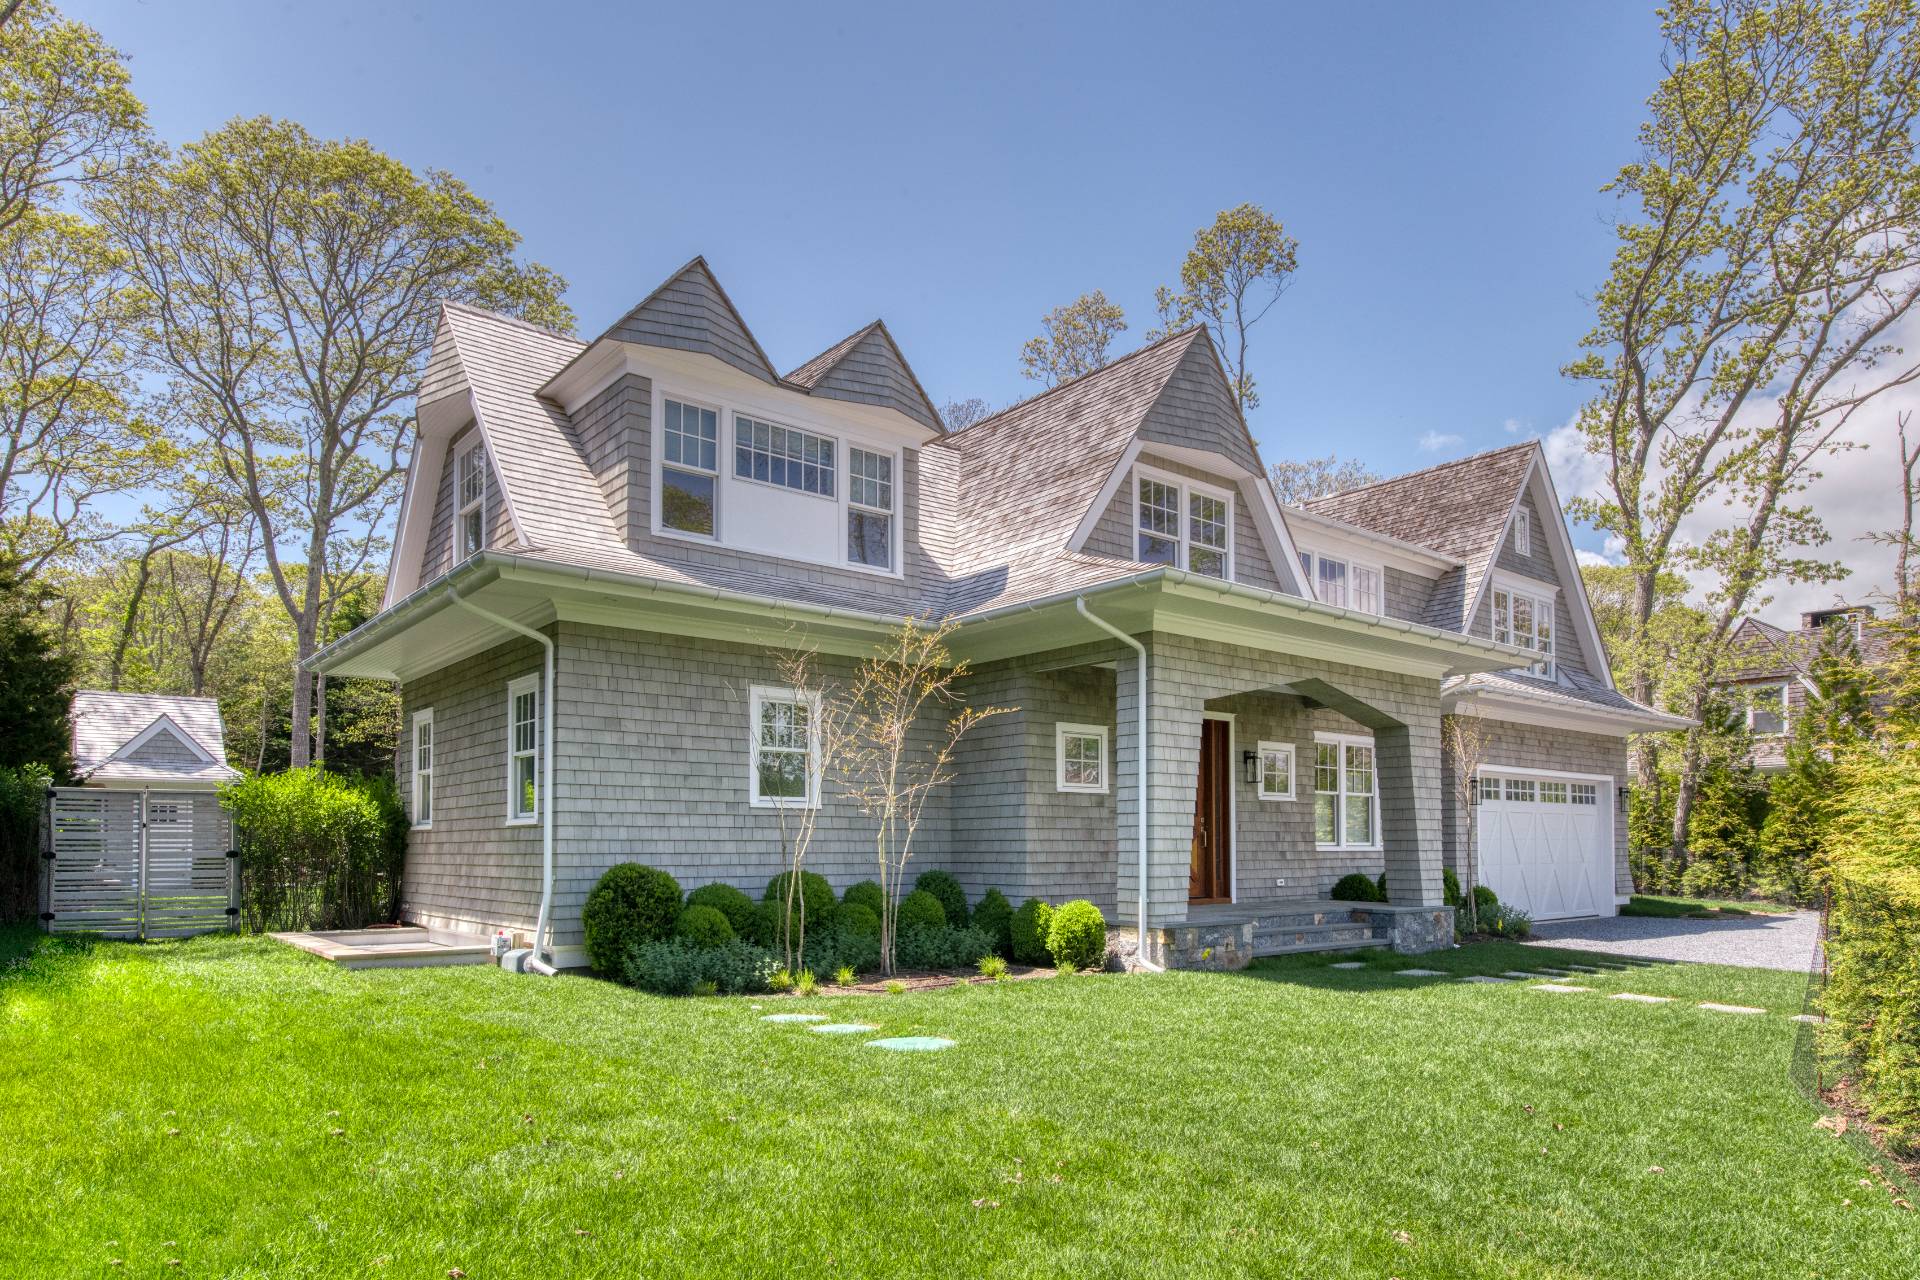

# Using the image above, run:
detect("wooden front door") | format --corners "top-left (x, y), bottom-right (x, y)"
top-left (1189, 718), bottom-right (1233, 903)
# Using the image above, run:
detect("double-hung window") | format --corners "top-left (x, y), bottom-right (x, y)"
top-left (1314, 733), bottom-right (1378, 849)
top-left (457, 444), bottom-right (487, 557)
top-left (847, 447), bottom-right (894, 570)
top-left (735, 415), bottom-right (835, 496)
top-left (750, 686), bottom-right (821, 807)
top-left (411, 709), bottom-right (434, 829)
top-left (1297, 550), bottom-right (1382, 615)
top-left (1747, 683), bottom-right (1788, 736)
top-left (661, 398), bottom-right (720, 536)
top-left (1056, 723), bottom-right (1109, 793)
top-left (1492, 586), bottom-right (1554, 678)
top-left (506, 675), bottom-right (539, 823)
top-left (1135, 468), bottom-right (1231, 579)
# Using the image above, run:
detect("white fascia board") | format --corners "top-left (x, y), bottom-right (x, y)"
top-left (1525, 452), bottom-right (1617, 692)
top-left (1445, 689), bottom-right (1689, 736)
top-left (1067, 438), bottom-right (1144, 553)
top-left (386, 393), bottom-right (467, 608)
top-left (110, 713), bottom-right (218, 765)
top-left (1253, 478), bottom-right (1312, 598)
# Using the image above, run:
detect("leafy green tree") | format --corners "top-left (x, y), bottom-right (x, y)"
top-left (1563, 0), bottom-right (1920, 853)
top-left (1153, 202), bottom-right (1297, 409)
top-left (1019, 290), bottom-right (1126, 386)
top-left (0, 551), bottom-right (73, 773)
top-left (1268, 453), bottom-right (1379, 505)
top-left (102, 117), bottom-right (572, 767)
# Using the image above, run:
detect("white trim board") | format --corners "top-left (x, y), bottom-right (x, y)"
top-left (110, 713), bottom-right (216, 766)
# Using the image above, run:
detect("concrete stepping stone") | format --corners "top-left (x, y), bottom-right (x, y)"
top-left (866, 1036), bottom-right (955, 1052)
top-left (1564, 964), bottom-right (1601, 973)
top-left (760, 1013), bottom-right (828, 1023)
top-left (1530, 983), bottom-right (1592, 993)
top-left (809, 1023), bottom-right (879, 1035)
top-left (1611, 993), bottom-right (1674, 1004)
top-left (1790, 1013), bottom-right (1826, 1024)
top-left (1502, 971), bottom-right (1548, 979)
top-left (1698, 1002), bottom-right (1766, 1015)
top-left (1395, 968), bottom-right (1446, 977)
top-left (1328, 961), bottom-right (1367, 970)
top-left (1458, 975), bottom-right (1510, 984)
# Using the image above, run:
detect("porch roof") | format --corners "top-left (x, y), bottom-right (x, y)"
top-left (307, 550), bottom-right (1537, 684)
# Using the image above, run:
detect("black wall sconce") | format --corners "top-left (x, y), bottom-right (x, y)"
top-left (1617, 785), bottom-right (1631, 808)
top-left (1242, 750), bottom-right (1261, 785)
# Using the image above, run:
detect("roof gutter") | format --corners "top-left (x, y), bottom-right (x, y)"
top-left (1074, 598), bottom-right (1160, 972)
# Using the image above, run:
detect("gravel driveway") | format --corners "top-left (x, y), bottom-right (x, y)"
top-left (1523, 910), bottom-right (1820, 971)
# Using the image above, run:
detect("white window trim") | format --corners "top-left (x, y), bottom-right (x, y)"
top-left (504, 673), bottom-right (540, 826)
top-left (457, 443), bottom-right (487, 558)
top-left (1746, 682), bottom-right (1790, 737)
top-left (846, 444), bottom-right (896, 572)
top-left (653, 391), bottom-right (725, 544)
top-left (1132, 462), bottom-right (1235, 580)
top-left (410, 708), bottom-right (434, 830)
top-left (1513, 507), bottom-right (1532, 556)
top-left (1313, 731), bottom-right (1381, 852)
top-left (749, 684), bottom-right (824, 809)
top-left (1055, 722), bottom-right (1111, 794)
top-left (1296, 548), bottom-right (1385, 616)
top-left (1491, 583), bottom-right (1557, 679)
top-left (1256, 740), bottom-right (1295, 801)
top-left (731, 411), bottom-right (838, 500)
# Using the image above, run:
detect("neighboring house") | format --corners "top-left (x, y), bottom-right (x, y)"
top-left (1720, 605), bottom-right (1890, 771)
top-left (70, 690), bottom-right (240, 790)
top-left (308, 256), bottom-right (1686, 970)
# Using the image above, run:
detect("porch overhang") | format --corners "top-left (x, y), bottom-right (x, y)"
top-left (1445, 684), bottom-right (1695, 737)
top-left (309, 557), bottom-right (1533, 684)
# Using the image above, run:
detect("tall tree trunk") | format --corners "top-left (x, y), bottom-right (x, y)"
top-left (313, 672), bottom-right (327, 770)
top-left (255, 682), bottom-right (271, 773)
top-left (108, 548), bottom-right (159, 690)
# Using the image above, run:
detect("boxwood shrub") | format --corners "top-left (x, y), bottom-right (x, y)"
top-left (686, 882), bottom-right (757, 937)
top-left (897, 888), bottom-right (946, 931)
top-left (835, 901), bottom-right (881, 938)
top-left (895, 923), bottom-right (995, 971)
top-left (842, 879), bottom-right (886, 918)
top-left (1330, 872), bottom-right (1383, 903)
top-left (972, 888), bottom-right (1014, 959)
top-left (913, 869), bottom-right (968, 927)
top-left (1442, 867), bottom-right (1462, 908)
top-left (1046, 899), bottom-right (1107, 970)
top-left (582, 863), bottom-right (683, 973)
top-left (674, 903), bottom-right (735, 947)
top-left (764, 869), bottom-right (837, 929)
top-left (1010, 897), bottom-right (1053, 965)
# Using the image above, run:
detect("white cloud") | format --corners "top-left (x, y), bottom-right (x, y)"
top-left (1575, 548), bottom-right (1614, 568)
top-left (1418, 430), bottom-right (1464, 453)
top-left (1502, 417), bottom-right (1527, 435)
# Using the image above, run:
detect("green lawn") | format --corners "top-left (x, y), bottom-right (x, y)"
top-left (2, 926), bottom-right (1910, 1279)
top-left (1621, 894), bottom-right (1800, 919)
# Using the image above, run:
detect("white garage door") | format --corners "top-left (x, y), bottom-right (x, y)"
top-left (1475, 771), bottom-right (1614, 921)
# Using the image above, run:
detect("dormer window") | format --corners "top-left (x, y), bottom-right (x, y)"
top-left (1297, 550), bottom-right (1382, 615)
top-left (1493, 585), bottom-right (1554, 678)
top-left (662, 398), bottom-right (719, 536)
top-left (735, 416), bottom-right (835, 496)
top-left (457, 444), bottom-right (487, 557)
top-left (1135, 466), bottom-right (1232, 580)
top-left (1513, 508), bottom-right (1532, 556)
top-left (1747, 683), bottom-right (1788, 736)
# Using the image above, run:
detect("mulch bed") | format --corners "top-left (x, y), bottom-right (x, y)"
top-left (766, 964), bottom-right (1070, 996)
top-left (1819, 1077), bottom-right (1919, 1203)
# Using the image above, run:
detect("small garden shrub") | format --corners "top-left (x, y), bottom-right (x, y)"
top-left (913, 869), bottom-right (969, 927)
top-left (686, 882), bottom-right (757, 937)
top-left (835, 902), bottom-right (881, 938)
top-left (763, 869), bottom-right (837, 930)
top-left (897, 888), bottom-right (946, 931)
top-left (895, 923), bottom-right (995, 970)
top-left (1010, 897), bottom-right (1053, 965)
top-left (1046, 899), bottom-right (1107, 971)
top-left (623, 938), bottom-right (776, 995)
top-left (833, 965), bottom-right (857, 987)
top-left (673, 904), bottom-right (735, 948)
top-left (1485, 904), bottom-right (1533, 939)
top-left (1471, 884), bottom-right (1499, 918)
top-left (1442, 867), bottom-right (1461, 908)
top-left (769, 967), bottom-right (795, 993)
top-left (581, 863), bottom-right (683, 973)
top-left (796, 925), bottom-right (881, 978)
top-left (795, 968), bottom-right (818, 997)
top-left (978, 954), bottom-right (1009, 981)
top-left (972, 887), bottom-right (1014, 959)
top-left (842, 879), bottom-right (886, 918)
top-left (1330, 872), bottom-right (1383, 903)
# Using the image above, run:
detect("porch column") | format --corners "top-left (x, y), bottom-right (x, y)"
top-left (1376, 719), bottom-right (1444, 907)
top-left (1113, 639), bottom-right (1203, 929)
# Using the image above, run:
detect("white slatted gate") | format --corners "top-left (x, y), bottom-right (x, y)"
top-left (42, 788), bottom-right (236, 939)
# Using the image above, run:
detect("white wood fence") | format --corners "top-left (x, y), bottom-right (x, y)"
top-left (42, 788), bottom-right (237, 939)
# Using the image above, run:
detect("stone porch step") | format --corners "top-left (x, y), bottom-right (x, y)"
top-left (1250, 921), bottom-right (1384, 955)
top-left (1256, 936), bottom-right (1384, 958)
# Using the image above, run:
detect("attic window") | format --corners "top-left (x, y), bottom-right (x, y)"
top-left (457, 444), bottom-right (487, 557)
top-left (847, 447), bottom-right (894, 570)
top-left (1512, 508), bottom-right (1532, 557)
top-left (661, 398), bottom-right (720, 537)
top-left (1135, 467), bottom-right (1232, 580)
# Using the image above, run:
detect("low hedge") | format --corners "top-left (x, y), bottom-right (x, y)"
top-left (624, 938), bottom-right (776, 995)
top-left (897, 888), bottom-right (946, 931)
top-left (221, 767), bottom-right (407, 932)
top-left (896, 922), bottom-right (996, 971)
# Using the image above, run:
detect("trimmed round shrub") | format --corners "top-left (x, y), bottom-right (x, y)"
top-left (764, 869), bottom-right (837, 931)
top-left (972, 887), bottom-right (1014, 959)
top-left (1046, 899), bottom-right (1107, 971)
top-left (1010, 897), bottom-right (1053, 965)
top-left (582, 863), bottom-right (683, 973)
top-left (1330, 872), bottom-right (1383, 903)
top-left (913, 869), bottom-right (969, 928)
top-left (686, 882), bottom-right (757, 937)
top-left (842, 879), bottom-right (886, 918)
top-left (1471, 884), bottom-right (1499, 917)
top-left (835, 902), bottom-right (881, 938)
top-left (1375, 872), bottom-right (1389, 901)
top-left (897, 888), bottom-right (947, 931)
top-left (1442, 867), bottom-right (1462, 908)
top-left (674, 903), bottom-right (735, 948)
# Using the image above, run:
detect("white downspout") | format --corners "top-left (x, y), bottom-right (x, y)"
top-left (1075, 597), bottom-right (1161, 972)
top-left (446, 584), bottom-right (557, 976)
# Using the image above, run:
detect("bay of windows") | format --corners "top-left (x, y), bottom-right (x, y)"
top-left (1135, 470), bottom-right (1230, 579)
top-left (1314, 734), bottom-right (1378, 849)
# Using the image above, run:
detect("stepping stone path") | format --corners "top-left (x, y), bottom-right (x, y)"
top-left (760, 1013), bottom-right (828, 1023)
top-left (1328, 961), bottom-right (1367, 970)
top-left (1530, 983), bottom-right (1592, 994)
top-left (1395, 968), bottom-right (1446, 977)
top-left (1502, 971), bottom-right (1548, 979)
top-left (867, 1036), bottom-right (955, 1053)
top-left (1458, 975), bottom-right (1510, 984)
top-left (1698, 1002), bottom-right (1767, 1015)
top-left (1564, 964), bottom-right (1602, 973)
top-left (1790, 1013), bottom-right (1826, 1024)
top-left (1611, 993), bottom-right (1674, 1004)
top-left (809, 1023), bottom-right (879, 1035)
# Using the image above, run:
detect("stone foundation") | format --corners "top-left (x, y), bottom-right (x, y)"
top-left (1350, 902), bottom-right (1455, 954)
top-left (1140, 901), bottom-right (1456, 969)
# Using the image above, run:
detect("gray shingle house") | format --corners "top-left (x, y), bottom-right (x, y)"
top-left (309, 256), bottom-right (1686, 970)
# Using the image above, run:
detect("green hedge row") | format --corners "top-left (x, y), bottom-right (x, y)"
top-left (220, 768), bottom-right (407, 932)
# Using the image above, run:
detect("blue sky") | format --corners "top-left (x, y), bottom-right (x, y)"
top-left (68, 1), bottom-right (1899, 617)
